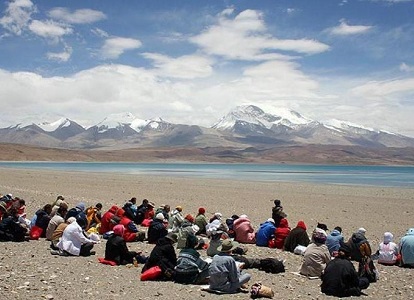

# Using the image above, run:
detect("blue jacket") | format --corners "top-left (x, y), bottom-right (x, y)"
top-left (326, 229), bottom-right (344, 255)
top-left (256, 221), bottom-right (276, 247)
top-left (400, 228), bottom-right (414, 265)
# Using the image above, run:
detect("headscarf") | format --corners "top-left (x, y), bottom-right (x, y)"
top-left (312, 228), bottom-right (327, 244)
top-left (113, 224), bottom-right (125, 237)
top-left (296, 220), bottom-right (307, 230)
top-left (383, 232), bottom-right (393, 244)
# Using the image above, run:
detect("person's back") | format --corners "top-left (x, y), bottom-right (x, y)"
top-left (147, 214), bottom-right (168, 244)
top-left (233, 215), bottom-right (256, 244)
top-left (300, 229), bottom-right (330, 277)
top-left (378, 232), bottom-right (398, 265)
top-left (321, 244), bottom-right (369, 297)
top-left (326, 227), bottom-right (344, 255)
top-left (274, 218), bottom-right (290, 249)
top-left (142, 233), bottom-right (178, 275)
top-left (400, 228), bottom-right (414, 266)
top-left (194, 210), bottom-right (208, 235)
top-left (256, 219), bottom-right (276, 247)
top-left (283, 221), bottom-right (309, 252)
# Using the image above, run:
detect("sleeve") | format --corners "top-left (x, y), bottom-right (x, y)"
top-left (74, 227), bottom-right (94, 244)
top-left (227, 258), bottom-right (240, 284)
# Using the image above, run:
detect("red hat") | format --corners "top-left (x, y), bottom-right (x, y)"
top-left (198, 207), bottom-right (206, 214)
top-left (185, 214), bottom-right (195, 223)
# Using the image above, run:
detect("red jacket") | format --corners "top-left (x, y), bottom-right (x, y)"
top-left (275, 218), bottom-right (291, 249)
top-left (99, 205), bottom-right (119, 234)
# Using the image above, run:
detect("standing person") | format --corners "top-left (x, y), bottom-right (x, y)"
top-left (377, 232), bottom-right (399, 265)
top-left (283, 220), bottom-right (310, 252)
top-left (399, 227), bottom-right (414, 267)
top-left (321, 244), bottom-right (370, 297)
top-left (271, 199), bottom-right (287, 227)
top-left (208, 239), bottom-right (251, 294)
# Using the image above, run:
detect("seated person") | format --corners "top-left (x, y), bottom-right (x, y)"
top-left (274, 218), bottom-right (290, 249)
top-left (208, 239), bottom-right (251, 294)
top-left (399, 228), bottom-right (414, 267)
top-left (194, 207), bottom-right (208, 235)
top-left (105, 224), bottom-right (146, 265)
top-left (0, 208), bottom-right (28, 242)
top-left (99, 205), bottom-right (119, 235)
top-left (141, 232), bottom-right (178, 280)
top-left (34, 204), bottom-right (53, 237)
top-left (321, 244), bottom-right (369, 297)
top-left (46, 206), bottom-right (67, 241)
top-left (65, 202), bottom-right (86, 221)
top-left (283, 220), bottom-right (310, 252)
top-left (147, 213), bottom-right (168, 244)
top-left (256, 218), bottom-right (276, 247)
top-left (326, 226), bottom-right (344, 256)
top-left (377, 232), bottom-right (399, 265)
top-left (299, 228), bottom-right (331, 278)
top-left (174, 233), bottom-right (210, 284)
top-left (233, 214), bottom-right (256, 244)
top-left (271, 199), bottom-right (287, 227)
top-left (347, 228), bottom-right (372, 262)
top-left (85, 203), bottom-right (103, 231)
top-left (56, 214), bottom-right (97, 256)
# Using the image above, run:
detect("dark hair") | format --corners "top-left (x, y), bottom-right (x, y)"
top-left (334, 226), bottom-right (342, 233)
top-left (57, 206), bottom-right (67, 215)
top-left (19, 199), bottom-right (26, 205)
top-left (317, 222), bottom-right (328, 231)
top-left (96, 203), bottom-right (103, 209)
top-left (43, 204), bottom-right (53, 212)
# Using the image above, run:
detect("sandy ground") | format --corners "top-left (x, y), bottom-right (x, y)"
top-left (0, 168), bottom-right (414, 300)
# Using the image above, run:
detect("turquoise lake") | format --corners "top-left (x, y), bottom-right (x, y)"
top-left (0, 162), bottom-right (413, 188)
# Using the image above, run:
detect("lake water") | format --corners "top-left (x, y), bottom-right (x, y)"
top-left (0, 161), bottom-right (413, 188)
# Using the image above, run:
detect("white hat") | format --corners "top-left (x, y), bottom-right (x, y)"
top-left (156, 213), bottom-right (165, 220)
top-left (358, 227), bottom-right (367, 234)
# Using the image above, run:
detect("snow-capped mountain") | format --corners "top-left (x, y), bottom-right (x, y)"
top-left (213, 105), bottom-right (313, 131)
top-left (1, 105), bottom-right (414, 149)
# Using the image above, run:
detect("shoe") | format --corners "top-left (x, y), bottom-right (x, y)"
top-left (90, 251), bottom-right (96, 255)
top-left (50, 250), bottom-right (60, 255)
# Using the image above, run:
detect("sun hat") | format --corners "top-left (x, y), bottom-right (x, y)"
top-left (165, 232), bottom-right (178, 243)
top-left (218, 239), bottom-right (239, 252)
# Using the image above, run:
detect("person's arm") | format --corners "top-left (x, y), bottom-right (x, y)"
top-left (227, 258), bottom-right (240, 284)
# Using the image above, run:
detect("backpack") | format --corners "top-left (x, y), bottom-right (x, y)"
top-left (258, 258), bottom-right (285, 274)
top-left (358, 257), bottom-right (378, 283)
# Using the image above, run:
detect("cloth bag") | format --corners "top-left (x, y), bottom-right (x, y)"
top-left (250, 282), bottom-right (274, 298)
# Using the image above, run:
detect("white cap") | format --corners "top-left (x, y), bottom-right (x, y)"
top-left (156, 213), bottom-right (165, 220)
top-left (358, 227), bottom-right (367, 234)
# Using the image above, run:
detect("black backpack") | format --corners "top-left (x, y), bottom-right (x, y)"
top-left (259, 258), bottom-right (285, 274)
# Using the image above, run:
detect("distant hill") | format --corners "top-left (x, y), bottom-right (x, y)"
top-left (0, 143), bottom-right (413, 165)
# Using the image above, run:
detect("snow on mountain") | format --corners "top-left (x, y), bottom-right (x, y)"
top-left (212, 104), bottom-right (313, 130)
top-left (37, 118), bottom-right (71, 132)
top-left (323, 119), bottom-right (386, 135)
top-left (95, 112), bottom-right (137, 133)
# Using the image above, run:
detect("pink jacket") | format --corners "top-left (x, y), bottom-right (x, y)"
top-left (233, 216), bottom-right (256, 244)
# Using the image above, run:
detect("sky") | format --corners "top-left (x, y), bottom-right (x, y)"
top-left (1, 0), bottom-right (414, 136)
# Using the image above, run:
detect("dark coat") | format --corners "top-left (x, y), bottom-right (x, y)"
top-left (321, 257), bottom-right (363, 297)
top-left (284, 227), bottom-right (310, 252)
top-left (104, 234), bottom-right (135, 265)
top-left (0, 216), bottom-right (27, 242)
top-left (147, 218), bottom-right (168, 244)
top-left (142, 236), bottom-right (177, 275)
top-left (271, 207), bottom-right (287, 227)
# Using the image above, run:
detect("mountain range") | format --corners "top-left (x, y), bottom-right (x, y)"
top-left (1, 105), bottom-right (414, 151)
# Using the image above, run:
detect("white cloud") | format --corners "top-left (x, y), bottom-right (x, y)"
top-left (400, 62), bottom-right (414, 72)
top-left (142, 53), bottom-right (213, 79)
top-left (100, 37), bottom-right (142, 59)
top-left (28, 19), bottom-right (73, 42)
top-left (91, 27), bottom-right (109, 38)
top-left (351, 77), bottom-right (414, 98)
top-left (190, 9), bottom-right (330, 61)
top-left (48, 8), bottom-right (106, 24)
top-left (46, 45), bottom-right (72, 62)
top-left (0, 0), bottom-right (36, 35)
top-left (327, 19), bottom-right (373, 35)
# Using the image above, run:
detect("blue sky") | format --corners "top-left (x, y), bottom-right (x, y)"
top-left (1, 0), bottom-right (414, 136)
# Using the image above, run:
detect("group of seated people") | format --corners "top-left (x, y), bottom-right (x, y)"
top-left (1, 192), bottom-right (414, 297)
